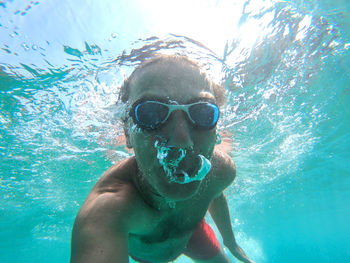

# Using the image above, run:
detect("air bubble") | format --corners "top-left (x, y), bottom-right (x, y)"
top-left (154, 140), bottom-right (211, 184)
top-left (21, 43), bottom-right (30, 51)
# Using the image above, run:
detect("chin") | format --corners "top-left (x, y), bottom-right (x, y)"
top-left (156, 179), bottom-right (202, 201)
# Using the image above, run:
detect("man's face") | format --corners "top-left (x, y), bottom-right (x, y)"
top-left (126, 61), bottom-right (218, 200)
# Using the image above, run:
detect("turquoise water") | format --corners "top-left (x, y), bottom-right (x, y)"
top-left (1, 0), bottom-right (349, 262)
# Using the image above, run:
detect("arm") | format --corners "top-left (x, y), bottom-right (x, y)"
top-left (70, 193), bottom-right (131, 263)
top-left (209, 193), bottom-right (255, 263)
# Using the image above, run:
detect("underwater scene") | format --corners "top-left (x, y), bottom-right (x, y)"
top-left (1, 0), bottom-right (349, 262)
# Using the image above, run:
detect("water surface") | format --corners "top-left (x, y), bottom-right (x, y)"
top-left (1, 0), bottom-right (349, 262)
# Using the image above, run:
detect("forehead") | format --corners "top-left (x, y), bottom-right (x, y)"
top-left (128, 61), bottom-right (215, 104)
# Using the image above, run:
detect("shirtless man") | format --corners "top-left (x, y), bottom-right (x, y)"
top-left (70, 55), bottom-right (254, 263)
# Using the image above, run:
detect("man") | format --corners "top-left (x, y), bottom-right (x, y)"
top-left (70, 55), bottom-right (254, 263)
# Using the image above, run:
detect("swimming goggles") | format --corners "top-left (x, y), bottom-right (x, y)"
top-left (130, 100), bottom-right (220, 130)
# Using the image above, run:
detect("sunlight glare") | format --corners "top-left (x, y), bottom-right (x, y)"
top-left (137, 0), bottom-right (243, 54)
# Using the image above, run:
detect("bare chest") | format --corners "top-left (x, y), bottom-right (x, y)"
top-left (128, 198), bottom-right (211, 261)
top-left (135, 197), bottom-right (209, 240)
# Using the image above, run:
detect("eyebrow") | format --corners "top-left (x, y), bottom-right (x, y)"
top-left (185, 97), bottom-right (216, 104)
top-left (136, 95), bottom-right (170, 104)
top-left (187, 92), bottom-right (216, 104)
top-left (136, 94), bottom-right (216, 105)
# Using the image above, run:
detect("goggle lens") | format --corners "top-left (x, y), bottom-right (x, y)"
top-left (131, 100), bottom-right (219, 130)
top-left (134, 102), bottom-right (169, 128)
top-left (189, 103), bottom-right (219, 128)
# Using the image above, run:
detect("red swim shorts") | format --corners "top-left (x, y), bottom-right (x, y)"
top-left (183, 219), bottom-right (221, 260)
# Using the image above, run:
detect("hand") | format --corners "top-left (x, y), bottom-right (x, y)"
top-left (225, 241), bottom-right (256, 263)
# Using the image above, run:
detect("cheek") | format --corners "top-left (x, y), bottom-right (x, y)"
top-left (195, 130), bottom-right (216, 156)
top-left (133, 133), bottom-right (153, 154)
top-left (131, 132), bottom-right (159, 168)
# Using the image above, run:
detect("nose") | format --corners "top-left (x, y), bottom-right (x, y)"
top-left (166, 111), bottom-right (194, 149)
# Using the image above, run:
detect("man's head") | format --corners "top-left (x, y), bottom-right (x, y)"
top-left (120, 55), bottom-right (226, 201)
top-left (119, 55), bottom-right (226, 106)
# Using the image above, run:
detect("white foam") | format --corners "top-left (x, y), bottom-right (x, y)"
top-left (154, 140), bottom-right (211, 184)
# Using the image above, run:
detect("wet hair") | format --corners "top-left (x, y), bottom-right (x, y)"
top-left (118, 55), bottom-right (226, 106)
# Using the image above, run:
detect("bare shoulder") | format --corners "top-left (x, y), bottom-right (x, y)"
top-left (209, 148), bottom-right (236, 191)
top-left (70, 157), bottom-right (151, 263)
top-left (74, 157), bottom-right (155, 235)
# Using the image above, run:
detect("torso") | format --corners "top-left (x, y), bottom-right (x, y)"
top-left (128, 190), bottom-right (213, 262)
top-left (84, 149), bottom-right (233, 263)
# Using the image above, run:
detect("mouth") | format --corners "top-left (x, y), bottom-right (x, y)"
top-left (174, 154), bottom-right (201, 176)
top-left (154, 140), bottom-right (211, 184)
top-left (172, 154), bottom-right (211, 184)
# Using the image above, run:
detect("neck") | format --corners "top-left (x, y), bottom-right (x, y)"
top-left (133, 169), bottom-right (176, 210)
